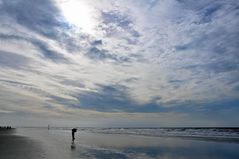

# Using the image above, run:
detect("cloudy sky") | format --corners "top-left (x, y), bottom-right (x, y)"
top-left (0, 0), bottom-right (238, 127)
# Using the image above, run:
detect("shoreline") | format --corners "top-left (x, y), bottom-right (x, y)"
top-left (14, 127), bottom-right (239, 144)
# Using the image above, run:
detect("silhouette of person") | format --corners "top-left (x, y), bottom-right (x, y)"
top-left (72, 128), bottom-right (77, 142)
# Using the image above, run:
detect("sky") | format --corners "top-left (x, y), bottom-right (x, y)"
top-left (0, 0), bottom-right (238, 127)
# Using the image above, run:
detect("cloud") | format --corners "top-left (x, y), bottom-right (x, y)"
top-left (72, 84), bottom-right (135, 112)
top-left (0, 50), bottom-right (30, 69)
top-left (0, 0), bottom-right (239, 126)
top-left (86, 47), bottom-right (130, 62)
top-left (91, 39), bottom-right (103, 46)
top-left (0, 109), bottom-right (15, 114)
top-left (30, 39), bottom-right (69, 62)
top-left (0, 33), bottom-right (70, 63)
top-left (100, 9), bottom-right (140, 38)
top-left (0, 0), bottom-right (64, 39)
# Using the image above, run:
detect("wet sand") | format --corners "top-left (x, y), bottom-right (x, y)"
top-left (1, 128), bottom-right (239, 159)
top-left (0, 130), bottom-right (45, 159)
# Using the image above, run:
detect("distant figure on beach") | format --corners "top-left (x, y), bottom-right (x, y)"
top-left (72, 128), bottom-right (77, 143)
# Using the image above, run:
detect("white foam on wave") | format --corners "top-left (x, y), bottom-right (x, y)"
top-left (76, 128), bottom-right (239, 139)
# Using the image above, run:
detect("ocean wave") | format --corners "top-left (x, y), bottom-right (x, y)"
top-left (76, 127), bottom-right (239, 141)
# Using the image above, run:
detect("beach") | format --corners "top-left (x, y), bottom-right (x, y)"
top-left (1, 128), bottom-right (239, 159)
top-left (0, 129), bottom-right (45, 159)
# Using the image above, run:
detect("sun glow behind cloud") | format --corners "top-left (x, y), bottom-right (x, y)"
top-left (59, 0), bottom-right (96, 34)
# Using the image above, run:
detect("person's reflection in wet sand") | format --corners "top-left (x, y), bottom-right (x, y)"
top-left (71, 142), bottom-right (76, 150)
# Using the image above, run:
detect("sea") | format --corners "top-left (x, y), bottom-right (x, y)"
top-left (1, 127), bottom-right (239, 159)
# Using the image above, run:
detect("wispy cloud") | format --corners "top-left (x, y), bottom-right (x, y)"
top-left (0, 0), bottom-right (238, 126)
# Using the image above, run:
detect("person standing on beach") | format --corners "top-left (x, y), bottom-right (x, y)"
top-left (72, 128), bottom-right (77, 142)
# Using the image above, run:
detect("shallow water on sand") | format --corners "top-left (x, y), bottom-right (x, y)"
top-left (1, 128), bottom-right (239, 159)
